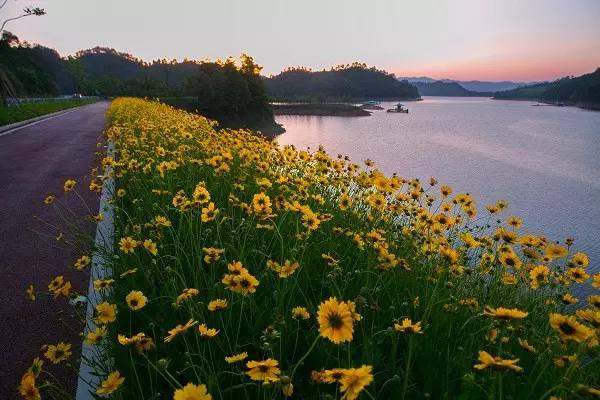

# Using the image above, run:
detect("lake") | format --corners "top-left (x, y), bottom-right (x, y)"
top-left (275, 97), bottom-right (600, 275)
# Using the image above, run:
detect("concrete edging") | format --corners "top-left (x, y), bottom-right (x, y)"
top-left (75, 141), bottom-right (115, 400)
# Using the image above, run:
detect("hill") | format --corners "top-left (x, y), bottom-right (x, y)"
top-left (399, 76), bottom-right (527, 92)
top-left (493, 68), bottom-right (600, 110)
top-left (265, 63), bottom-right (421, 102)
top-left (412, 81), bottom-right (492, 97)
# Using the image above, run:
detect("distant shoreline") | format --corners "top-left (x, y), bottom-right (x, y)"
top-left (272, 103), bottom-right (371, 117)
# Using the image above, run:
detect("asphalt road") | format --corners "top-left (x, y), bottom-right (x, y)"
top-left (0, 101), bottom-right (109, 399)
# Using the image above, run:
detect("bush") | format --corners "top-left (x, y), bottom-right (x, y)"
top-left (0, 99), bottom-right (96, 126)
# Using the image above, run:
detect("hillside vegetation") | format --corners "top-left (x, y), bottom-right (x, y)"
top-left (412, 81), bottom-right (492, 97)
top-left (23, 98), bottom-right (599, 400)
top-left (494, 68), bottom-right (600, 109)
top-left (265, 63), bottom-right (421, 102)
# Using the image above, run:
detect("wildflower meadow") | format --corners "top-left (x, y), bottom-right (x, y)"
top-left (21, 98), bottom-right (599, 400)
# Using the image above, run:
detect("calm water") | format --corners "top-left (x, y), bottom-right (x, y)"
top-left (276, 97), bottom-right (600, 274)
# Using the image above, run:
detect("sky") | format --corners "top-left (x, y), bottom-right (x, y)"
top-left (3, 0), bottom-right (600, 82)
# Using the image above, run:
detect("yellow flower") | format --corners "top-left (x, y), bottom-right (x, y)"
top-left (292, 306), bottom-right (310, 320)
top-left (545, 244), bottom-right (568, 259)
top-left (505, 216), bottom-right (523, 229)
top-left (95, 302), bottom-right (117, 324)
top-left (225, 352), bottom-right (248, 364)
top-left (96, 371), bottom-right (125, 396)
top-left (317, 297), bottom-right (354, 344)
top-left (126, 290), bottom-right (148, 310)
top-left (143, 239), bottom-right (158, 256)
top-left (74, 255), bottom-right (91, 271)
top-left (529, 265), bottom-right (550, 289)
top-left (252, 192), bottom-right (272, 215)
top-left (339, 365), bottom-right (373, 400)
top-left (566, 267), bottom-right (589, 283)
top-left (394, 318), bottom-right (423, 334)
top-left (155, 215), bottom-right (172, 227)
top-left (193, 183), bottom-right (211, 204)
top-left (63, 179), bottom-right (76, 192)
top-left (592, 273), bottom-right (600, 288)
top-left (164, 319), bottom-right (197, 343)
top-left (44, 195), bottom-right (55, 205)
top-left (201, 202), bottom-right (219, 222)
top-left (93, 279), bottom-right (114, 291)
top-left (44, 342), bottom-right (72, 364)
top-left (26, 284), bottom-right (35, 301)
top-left (173, 383), bottom-right (212, 400)
top-left (116, 188), bottom-right (126, 197)
top-left (19, 371), bottom-right (40, 400)
top-left (473, 351), bottom-right (523, 373)
top-left (339, 192), bottom-right (352, 210)
top-left (549, 313), bottom-right (594, 343)
top-left (483, 306), bottom-right (528, 320)
top-left (85, 326), bottom-right (108, 345)
top-left (588, 295), bottom-right (600, 308)
top-left (222, 270), bottom-right (259, 296)
top-left (517, 338), bottom-right (536, 353)
top-left (202, 247), bottom-right (225, 264)
top-left (119, 236), bottom-right (139, 254)
top-left (282, 382), bottom-right (294, 397)
top-left (246, 359), bottom-right (281, 382)
top-left (198, 324), bottom-right (219, 337)
top-left (176, 288), bottom-right (199, 305)
top-left (207, 299), bottom-right (228, 311)
top-left (569, 252), bottom-right (589, 268)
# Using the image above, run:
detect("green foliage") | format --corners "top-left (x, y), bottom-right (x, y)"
top-left (0, 99), bottom-right (96, 126)
top-left (265, 63), bottom-right (421, 102)
top-left (412, 81), bottom-right (492, 97)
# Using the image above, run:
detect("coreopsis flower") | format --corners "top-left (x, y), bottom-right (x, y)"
top-left (225, 352), bottom-right (248, 364)
top-left (116, 188), bottom-right (126, 197)
top-left (545, 244), bottom-right (568, 259)
top-left (246, 359), bottom-right (281, 382)
top-left (201, 202), bottom-right (219, 222)
top-left (173, 383), bottom-right (212, 400)
top-left (120, 268), bottom-right (138, 278)
top-left (119, 236), bottom-right (139, 254)
top-left (222, 270), bottom-right (259, 296)
top-left (96, 371), bottom-right (125, 396)
top-left (74, 255), bottom-right (91, 271)
top-left (576, 308), bottom-right (600, 328)
top-left (198, 324), bottom-right (219, 337)
top-left (154, 215), bottom-right (171, 227)
top-left (566, 267), bottom-right (589, 283)
top-left (252, 192), bottom-right (272, 215)
top-left (93, 213), bottom-right (104, 222)
top-left (63, 179), bottom-right (76, 192)
top-left (549, 313), bottom-right (594, 343)
top-left (529, 265), bottom-right (550, 289)
top-left (126, 290), bottom-right (147, 310)
top-left (592, 273), bottom-right (600, 288)
top-left (93, 279), bottom-right (114, 291)
top-left (43, 342), bottom-right (72, 364)
top-left (553, 354), bottom-right (577, 368)
top-left (28, 357), bottom-right (43, 378)
top-left (339, 192), bottom-right (352, 210)
top-left (518, 338), bottom-right (537, 353)
top-left (85, 326), bottom-right (108, 345)
top-left (505, 216), bottom-right (523, 229)
top-left (202, 247), bottom-right (224, 264)
top-left (26, 285), bottom-right (35, 301)
top-left (473, 351), bottom-right (523, 373)
top-left (282, 382), bottom-right (294, 397)
top-left (339, 365), bottom-right (373, 400)
top-left (207, 299), bottom-right (228, 311)
top-left (317, 297), bottom-right (354, 344)
top-left (143, 238), bottom-right (158, 256)
top-left (502, 273), bottom-right (518, 285)
top-left (176, 288), bottom-right (199, 305)
top-left (48, 276), bottom-right (71, 298)
top-left (569, 252), bottom-right (589, 268)
top-left (561, 293), bottom-right (579, 305)
top-left (587, 295), bottom-right (600, 308)
top-left (292, 306), bottom-right (310, 320)
top-left (483, 306), bottom-right (528, 321)
top-left (95, 302), bottom-right (117, 324)
top-left (193, 183), bottom-right (211, 204)
top-left (18, 372), bottom-right (40, 400)
top-left (394, 318), bottom-right (423, 334)
top-left (164, 319), bottom-right (197, 343)
top-left (43, 195), bottom-right (55, 205)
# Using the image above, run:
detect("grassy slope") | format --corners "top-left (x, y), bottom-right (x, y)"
top-left (0, 99), bottom-right (97, 126)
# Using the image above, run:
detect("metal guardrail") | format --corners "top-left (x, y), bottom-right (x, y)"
top-left (4, 96), bottom-right (100, 107)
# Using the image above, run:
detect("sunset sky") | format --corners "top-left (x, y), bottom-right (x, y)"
top-left (3, 0), bottom-right (600, 82)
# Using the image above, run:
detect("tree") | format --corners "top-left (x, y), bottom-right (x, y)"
top-left (0, 0), bottom-right (45, 34)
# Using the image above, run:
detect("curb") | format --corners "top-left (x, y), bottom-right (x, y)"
top-left (0, 102), bottom-right (99, 138)
top-left (75, 141), bottom-right (115, 400)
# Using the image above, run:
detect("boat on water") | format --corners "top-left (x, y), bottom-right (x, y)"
top-left (387, 103), bottom-right (409, 113)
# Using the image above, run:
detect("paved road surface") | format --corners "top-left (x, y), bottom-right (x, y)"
top-left (0, 102), bottom-right (109, 399)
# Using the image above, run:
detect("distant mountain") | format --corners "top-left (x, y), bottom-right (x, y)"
top-left (266, 63), bottom-right (421, 102)
top-left (412, 81), bottom-right (492, 97)
top-left (493, 68), bottom-right (600, 110)
top-left (399, 77), bottom-right (528, 92)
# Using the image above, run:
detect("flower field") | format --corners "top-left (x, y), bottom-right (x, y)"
top-left (22, 98), bottom-right (599, 399)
